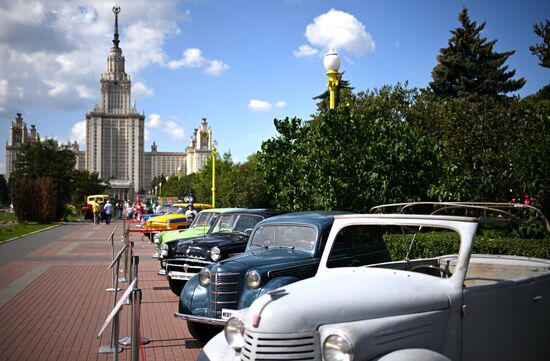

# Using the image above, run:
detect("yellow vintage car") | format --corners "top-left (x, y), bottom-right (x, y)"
top-left (141, 203), bottom-right (213, 232)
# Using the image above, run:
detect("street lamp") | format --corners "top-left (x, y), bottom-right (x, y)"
top-left (211, 140), bottom-right (217, 208)
top-left (324, 48), bottom-right (341, 109)
top-left (177, 165), bottom-right (182, 180)
top-left (159, 181), bottom-right (163, 196)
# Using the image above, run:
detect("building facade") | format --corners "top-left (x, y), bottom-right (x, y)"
top-left (5, 7), bottom-right (214, 200)
top-left (5, 113), bottom-right (40, 179)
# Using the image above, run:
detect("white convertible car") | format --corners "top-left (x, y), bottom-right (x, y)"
top-left (198, 202), bottom-right (550, 361)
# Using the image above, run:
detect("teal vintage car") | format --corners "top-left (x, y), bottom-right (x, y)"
top-left (153, 208), bottom-right (244, 273)
top-left (175, 211), bottom-right (392, 342)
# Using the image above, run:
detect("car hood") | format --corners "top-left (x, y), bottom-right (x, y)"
top-left (214, 248), bottom-right (314, 272)
top-left (246, 267), bottom-right (451, 333)
top-left (176, 234), bottom-right (247, 252)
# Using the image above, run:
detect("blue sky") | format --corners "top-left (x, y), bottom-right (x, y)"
top-left (1, 0), bottom-right (549, 174)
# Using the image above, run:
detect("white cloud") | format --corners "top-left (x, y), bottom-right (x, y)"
top-left (144, 128), bottom-right (151, 141)
top-left (0, 79), bottom-right (8, 99)
top-left (275, 101), bottom-right (287, 108)
top-left (0, 0), bottom-right (185, 114)
top-left (146, 113), bottom-right (161, 128)
top-left (304, 9), bottom-right (375, 55)
top-left (70, 120), bottom-right (86, 144)
top-left (164, 120), bottom-right (185, 140)
top-left (248, 99), bottom-right (273, 112)
top-left (293, 44), bottom-right (319, 57)
top-left (145, 113), bottom-right (185, 141)
top-left (167, 48), bottom-right (229, 76)
top-left (133, 81), bottom-right (154, 99)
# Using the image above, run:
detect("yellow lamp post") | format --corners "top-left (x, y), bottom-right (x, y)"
top-left (211, 140), bottom-right (217, 208)
top-left (159, 181), bottom-right (162, 197)
top-left (177, 165), bottom-right (182, 180)
top-left (323, 48), bottom-right (341, 109)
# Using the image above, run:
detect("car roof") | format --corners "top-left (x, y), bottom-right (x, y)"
top-left (256, 211), bottom-right (351, 228)
top-left (217, 208), bottom-right (284, 217)
top-left (199, 208), bottom-right (245, 213)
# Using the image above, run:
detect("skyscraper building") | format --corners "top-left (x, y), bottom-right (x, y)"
top-left (6, 6), bottom-right (215, 201)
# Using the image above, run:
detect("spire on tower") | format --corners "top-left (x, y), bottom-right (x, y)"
top-left (112, 5), bottom-right (121, 48)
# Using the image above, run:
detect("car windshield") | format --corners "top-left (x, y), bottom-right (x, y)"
top-left (191, 212), bottom-right (219, 228)
top-left (165, 205), bottom-right (184, 214)
top-left (249, 225), bottom-right (317, 252)
top-left (211, 214), bottom-right (264, 235)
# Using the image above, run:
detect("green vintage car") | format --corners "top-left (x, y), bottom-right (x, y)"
top-left (153, 208), bottom-right (244, 274)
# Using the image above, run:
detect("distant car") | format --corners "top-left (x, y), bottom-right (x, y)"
top-left (163, 209), bottom-right (283, 296)
top-left (82, 194), bottom-right (110, 220)
top-left (153, 208), bottom-right (245, 272)
top-left (140, 203), bottom-right (212, 234)
top-left (141, 204), bottom-right (177, 223)
top-left (175, 211), bottom-right (392, 342)
top-left (201, 202), bottom-right (550, 361)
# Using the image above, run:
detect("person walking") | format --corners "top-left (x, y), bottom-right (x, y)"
top-left (104, 200), bottom-right (114, 225)
top-left (92, 201), bottom-right (100, 225)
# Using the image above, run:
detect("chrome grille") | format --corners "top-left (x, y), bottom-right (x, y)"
top-left (241, 330), bottom-right (320, 361)
top-left (208, 272), bottom-right (239, 317)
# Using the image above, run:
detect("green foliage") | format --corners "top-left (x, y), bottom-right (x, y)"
top-left (0, 175), bottom-right (8, 206)
top-left (257, 84), bottom-right (440, 212)
top-left (72, 170), bottom-right (109, 207)
top-left (429, 7), bottom-right (525, 99)
top-left (161, 152), bottom-right (271, 208)
top-left (383, 231), bottom-right (550, 260)
top-left (529, 19), bottom-right (550, 68)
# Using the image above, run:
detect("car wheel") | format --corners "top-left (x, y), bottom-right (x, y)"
top-left (168, 278), bottom-right (185, 296)
top-left (187, 321), bottom-right (222, 343)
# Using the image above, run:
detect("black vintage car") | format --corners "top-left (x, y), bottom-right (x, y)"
top-left (164, 209), bottom-right (283, 295)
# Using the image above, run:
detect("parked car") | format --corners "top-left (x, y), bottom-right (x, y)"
top-left (141, 203), bottom-right (212, 234)
top-left (176, 211), bottom-right (392, 342)
top-left (200, 202), bottom-right (550, 361)
top-left (164, 209), bottom-right (283, 296)
top-left (82, 194), bottom-right (110, 220)
top-left (153, 208), bottom-right (245, 273)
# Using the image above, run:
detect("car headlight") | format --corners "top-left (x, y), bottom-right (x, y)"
top-left (323, 334), bottom-right (354, 361)
top-left (199, 267), bottom-right (210, 286)
top-left (224, 317), bottom-right (244, 351)
top-left (210, 246), bottom-right (221, 261)
top-left (153, 233), bottom-right (161, 244)
top-left (246, 270), bottom-right (261, 289)
top-left (160, 243), bottom-right (169, 257)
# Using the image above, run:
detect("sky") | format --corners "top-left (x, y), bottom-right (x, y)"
top-left (1, 0), bottom-right (549, 174)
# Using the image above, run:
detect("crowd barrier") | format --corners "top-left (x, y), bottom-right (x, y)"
top-left (98, 226), bottom-right (149, 361)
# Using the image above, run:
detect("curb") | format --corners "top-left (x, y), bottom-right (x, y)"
top-left (0, 223), bottom-right (61, 245)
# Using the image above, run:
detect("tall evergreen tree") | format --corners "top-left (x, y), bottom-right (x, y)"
top-left (529, 19), bottom-right (550, 68)
top-left (430, 7), bottom-right (525, 99)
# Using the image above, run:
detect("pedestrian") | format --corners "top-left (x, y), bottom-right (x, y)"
top-left (117, 200), bottom-right (123, 219)
top-left (92, 201), bottom-right (100, 225)
top-left (104, 200), bottom-right (114, 224)
top-left (185, 203), bottom-right (197, 225)
top-left (126, 202), bottom-right (133, 219)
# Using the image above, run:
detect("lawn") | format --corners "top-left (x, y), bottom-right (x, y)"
top-left (0, 212), bottom-right (56, 243)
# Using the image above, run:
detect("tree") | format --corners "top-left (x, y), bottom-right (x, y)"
top-left (529, 20), bottom-right (550, 68)
top-left (0, 175), bottom-right (8, 206)
top-left (71, 170), bottom-right (109, 206)
top-left (11, 139), bottom-right (76, 221)
top-left (430, 7), bottom-right (525, 99)
top-left (257, 84), bottom-right (440, 212)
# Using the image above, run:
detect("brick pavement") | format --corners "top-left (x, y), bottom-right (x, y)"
top-left (0, 220), bottom-right (204, 361)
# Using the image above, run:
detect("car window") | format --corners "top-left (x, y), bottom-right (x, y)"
top-left (192, 212), bottom-right (218, 227)
top-left (249, 225), bottom-right (317, 252)
top-left (234, 215), bottom-right (264, 233)
top-left (327, 225), bottom-right (389, 268)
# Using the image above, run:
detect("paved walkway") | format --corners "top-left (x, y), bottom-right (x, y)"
top-left (0, 220), bottom-right (203, 361)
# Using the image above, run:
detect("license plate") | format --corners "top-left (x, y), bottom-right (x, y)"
top-left (221, 308), bottom-right (236, 320)
top-left (168, 271), bottom-right (193, 280)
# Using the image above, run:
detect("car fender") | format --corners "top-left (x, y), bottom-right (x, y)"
top-left (179, 274), bottom-right (208, 314)
top-left (373, 349), bottom-right (451, 361)
top-left (258, 276), bottom-right (300, 297)
top-left (199, 330), bottom-right (239, 361)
